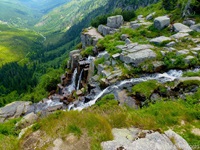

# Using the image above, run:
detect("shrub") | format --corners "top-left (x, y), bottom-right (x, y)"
top-left (81, 46), bottom-right (94, 57)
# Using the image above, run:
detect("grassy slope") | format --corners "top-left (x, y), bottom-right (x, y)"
top-left (34, 0), bottom-right (109, 33)
top-left (0, 24), bottom-right (43, 66)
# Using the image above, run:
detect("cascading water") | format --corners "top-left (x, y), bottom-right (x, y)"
top-left (64, 68), bottom-right (77, 95)
top-left (69, 69), bottom-right (184, 111)
top-left (77, 69), bottom-right (83, 90)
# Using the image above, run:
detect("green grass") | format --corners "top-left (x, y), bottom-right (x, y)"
top-left (81, 46), bottom-right (94, 57)
top-left (0, 24), bottom-right (43, 66)
top-left (132, 80), bottom-right (160, 98)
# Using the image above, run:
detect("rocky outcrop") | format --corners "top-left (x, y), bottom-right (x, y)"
top-left (98, 25), bottom-right (117, 36)
top-left (81, 27), bottom-right (103, 49)
top-left (118, 43), bottom-right (156, 66)
top-left (154, 16), bottom-right (170, 30)
top-left (0, 101), bottom-right (32, 122)
top-left (101, 128), bottom-right (192, 150)
top-left (107, 15), bottom-right (124, 28)
top-left (68, 50), bottom-right (81, 70)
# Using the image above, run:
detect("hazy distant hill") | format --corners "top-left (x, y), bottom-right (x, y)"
top-left (0, 0), bottom-right (71, 27)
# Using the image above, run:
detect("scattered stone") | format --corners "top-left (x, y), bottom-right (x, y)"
top-left (171, 32), bottom-right (189, 39)
top-left (191, 47), bottom-right (200, 51)
top-left (146, 12), bottom-right (155, 20)
top-left (107, 15), bottom-right (124, 28)
top-left (0, 101), bottom-right (32, 123)
top-left (154, 16), bottom-right (170, 30)
top-left (98, 25), bottom-right (117, 36)
top-left (176, 49), bottom-right (189, 56)
top-left (150, 36), bottom-right (171, 45)
top-left (184, 55), bottom-right (195, 63)
top-left (183, 19), bottom-right (195, 27)
top-left (121, 34), bottom-right (129, 41)
top-left (112, 53), bottom-right (120, 59)
top-left (152, 61), bottom-right (164, 72)
top-left (130, 23), bottom-right (141, 30)
top-left (172, 23), bottom-right (192, 32)
top-left (190, 23), bottom-right (200, 32)
top-left (125, 38), bottom-right (132, 45)
top-left (98, 64), bottom-right (106, 74)
top-left (166, 41), bottom-right (176, 47)
top-left (76, 90), bottom-right (83, 96)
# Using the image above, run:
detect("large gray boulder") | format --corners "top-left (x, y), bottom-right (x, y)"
top-left (107, 15), bottom-right (124, 28)
top-left (190, 23), bottom-right (200, 32)
top-left (120, 49), bottom-right (157, 66)
top-left (0, 101), bottom-right (32, 122)
top-left (101, 128), bottom-right (192, 150)
top-left (154, 16), bottom-right (170, 30)
top-left (98, 25), bottom-right (116, 36)
top-left (172, 23), bottom-right (192, 32)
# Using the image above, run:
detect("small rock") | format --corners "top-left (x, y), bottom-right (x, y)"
top-left (183, 19), bottom-right (195, 26)
top-left (184, 55), bottom-right (195, 63)
top-left (171, 32), bottom-right (189, 39)
top-left (173, 23), bottom-right (192, 32)
top-left (146, 12), bottom-right (155, 20)
top-left (121, 34), bottom-right (129, 41)
top-left (166, 41), bottom-right (176, 47)
top-left (154, 16), bottom-right (170, 30)
top-left (176, 49), bottom-right (189, 56)
top-left (150, 36), bottom-right (171, 45)
top-left (76, 90), bottom-right (83, 96)
top-left (125, 38), bottom-right (132, 45)
top-left (190, 23), bottom-right (200, 32)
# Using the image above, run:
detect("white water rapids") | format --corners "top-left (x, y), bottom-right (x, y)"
top-left (68, 69), bottom-right (184, 111)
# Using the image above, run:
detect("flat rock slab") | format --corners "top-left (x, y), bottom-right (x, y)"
top-left (173, 23), bottom-right (192, 33)
top-left (171, 33), bottom-right (189, 39)
top-left (0, 101), bottom-right (32, 122)
top-left (120, 49), bottom-right (157, 66)
top-left (101, 128), bottom-right (192, 150)
top-left (150, 36), bottom-right (172, 45)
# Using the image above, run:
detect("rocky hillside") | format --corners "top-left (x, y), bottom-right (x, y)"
top-left (0, 1), bottom-right (200, 150)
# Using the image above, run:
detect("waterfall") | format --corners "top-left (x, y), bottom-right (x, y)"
top-left (69, 69), bottom-right (184, 111)
top-left (77, 69), bottom-right (83, 90)
top-left (64, 68), bottom-right (77, 95)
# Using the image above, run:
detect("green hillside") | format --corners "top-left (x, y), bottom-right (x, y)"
top-left (34, 0), bottom-right (109, 33)
top-left (0, 24), bottom-right (44, 66)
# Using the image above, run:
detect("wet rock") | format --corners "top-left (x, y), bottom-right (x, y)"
top-left (190, 23), bottom-right (200, 32)
top-left (150, 36), bottom-right (172, 45)
top-left (172, 23), bottom-right (192, 32)
top-left (68, 50), bottom-right (81, 70)
top-left (76, 90), bottom-right (83, 96)
top-left (154, 16), bottom-right (170, 30)
top-left (0, 101), bottom-right (32, 122)
top-left (107, 15), bottom-right (124, 28)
